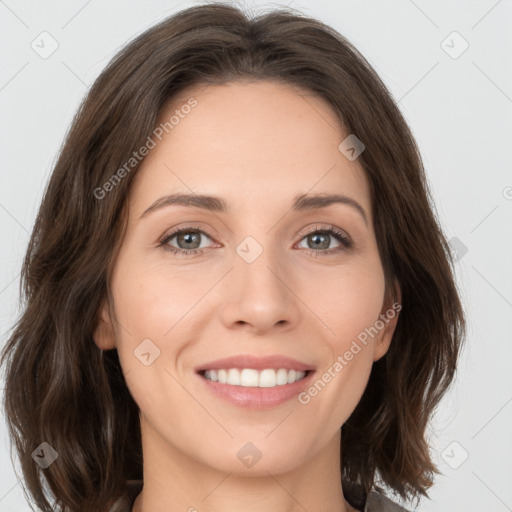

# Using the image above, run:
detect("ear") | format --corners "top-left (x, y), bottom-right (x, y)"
top-left (372, 278), bottom-right (402, 362)
top-left (92, 297), bottom-right (117, 350)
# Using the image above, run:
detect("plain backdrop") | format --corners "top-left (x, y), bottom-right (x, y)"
top-left (1, 0), bottom-right (511, 510)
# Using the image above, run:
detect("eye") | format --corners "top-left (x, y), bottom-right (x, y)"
top-left (158, 224), bottom-right (353, 257)
top-left (295, 225), bottom-right (352, 255)
top-left (158, 225), bottom-right (214, 256)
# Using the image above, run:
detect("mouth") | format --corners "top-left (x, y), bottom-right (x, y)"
top-left (194, 354), bottom-right (316, 408)
top-left (197, 368), bottom-right (313, 388)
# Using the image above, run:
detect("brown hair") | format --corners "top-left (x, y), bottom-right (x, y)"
top-left (1, 2), bottom-right (465, 511)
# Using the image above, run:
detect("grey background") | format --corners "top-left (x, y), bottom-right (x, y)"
top-left (1, 0), bottom-right (511, 510)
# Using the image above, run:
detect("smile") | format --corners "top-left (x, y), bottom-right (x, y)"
top-left (201, 368), bottom-right (309, 387)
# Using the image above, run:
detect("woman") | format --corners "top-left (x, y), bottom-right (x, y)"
top-left (1, 3), bottom-right (465, 511)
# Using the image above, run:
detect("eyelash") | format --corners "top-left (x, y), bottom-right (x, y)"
top-left (157, 224), bottom-right (353, 258)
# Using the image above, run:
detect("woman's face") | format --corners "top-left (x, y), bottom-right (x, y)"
top-left (94, 80), bottom-right (399, 476)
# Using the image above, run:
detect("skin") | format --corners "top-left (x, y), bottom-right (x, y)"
top-left (93, 80), bottom-right (401, 512)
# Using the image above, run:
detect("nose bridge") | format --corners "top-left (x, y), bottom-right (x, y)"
top-left (234, 232), bottom-right (287, 296)
top-left (220, 230), bottom-right (300, 331)
top-left (231, 207), bottom-right (283, 280)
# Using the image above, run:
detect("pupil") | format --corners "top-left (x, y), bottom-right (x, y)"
top-left (179, 231), bottom-right (200, 249)
top-left (310, 233), bottom-right (329, 250)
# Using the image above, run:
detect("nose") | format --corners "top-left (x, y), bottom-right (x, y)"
top-left (219, 241), bottom-right (302, 334)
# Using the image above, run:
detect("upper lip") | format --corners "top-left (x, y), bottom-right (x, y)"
top-left (195, 354), bottom-right (315, 373)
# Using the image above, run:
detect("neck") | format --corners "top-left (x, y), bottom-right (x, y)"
top-left (131, 417), bottom-right (357, 512)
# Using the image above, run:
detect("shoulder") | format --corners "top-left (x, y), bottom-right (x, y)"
top-left (364, 487), bottom-right (411, 512)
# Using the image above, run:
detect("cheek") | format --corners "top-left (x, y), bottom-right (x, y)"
top-left (304, 261), bottom-right (385, 347)
top-left (296, 263), bottom-right (383, 419)
top-left (109, 260), bottom-right (199, 425)
top-left (300, 319), bottom-right (376, 432)
top-left (112, 258), bottom-right (204, 339)
top-left (109, 254), bottom-right (220, 401)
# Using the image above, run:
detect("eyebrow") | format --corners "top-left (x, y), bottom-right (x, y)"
top-left (139, 192), bottom-right (368, 226)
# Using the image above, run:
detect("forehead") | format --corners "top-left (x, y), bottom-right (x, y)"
top-left (129, 80), bottom-right (371, 220)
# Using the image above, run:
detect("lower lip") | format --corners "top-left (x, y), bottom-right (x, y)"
top-left (196, 370), bottom-right (316, 409)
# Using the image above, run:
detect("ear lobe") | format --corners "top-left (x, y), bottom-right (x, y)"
top-left (92, 298), bottom-right (117, 350)
top-left (372, 279), bottom-right (402, 362)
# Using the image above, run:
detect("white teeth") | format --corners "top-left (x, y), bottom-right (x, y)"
top-left (259, 369), bottom-right (276, 387)
top-left (276, 368), bottom-right (288, 385)
top-left (240, 369), bottom-right (258, 387)
top-left (227, 368), bottom-right (240, 385)
top-left (203, 368), bottom-right (307, 387)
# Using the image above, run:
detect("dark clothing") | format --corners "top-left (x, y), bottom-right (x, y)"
top-left (364, 488), bottom-right (411, 511)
